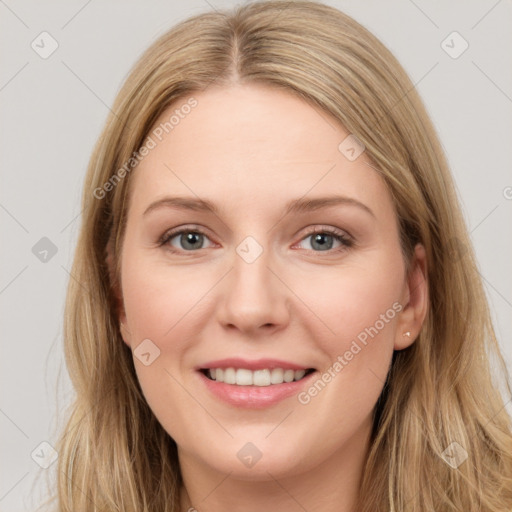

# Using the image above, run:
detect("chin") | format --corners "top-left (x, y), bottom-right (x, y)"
top-left (187, 437), bottom-right (313, 481)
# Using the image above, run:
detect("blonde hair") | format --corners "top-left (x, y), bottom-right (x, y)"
top-left (43, 1), bottom-right (512, 510)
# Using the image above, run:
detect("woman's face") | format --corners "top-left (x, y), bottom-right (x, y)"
top-left (116, 83), bottom-right (427, 480)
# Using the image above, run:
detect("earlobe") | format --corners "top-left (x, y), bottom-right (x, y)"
top-left (396, 330), bottom-right (413, 350)
top-left (394, 243), bottom-right (429, 350)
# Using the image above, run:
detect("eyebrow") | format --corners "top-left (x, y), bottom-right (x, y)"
top-left (143, 195), bottom-right (375, 219)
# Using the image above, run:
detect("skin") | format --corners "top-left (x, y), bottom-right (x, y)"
top-left (114, 82), bottom-right (428, 512)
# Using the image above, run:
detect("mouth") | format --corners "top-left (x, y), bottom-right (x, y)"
top-left (199, 367), bottom-right (316, 386)
top-left (195, 357), bottom-right (318, 408)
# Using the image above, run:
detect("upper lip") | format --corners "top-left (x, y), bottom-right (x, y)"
top-left (196, 358), bottom-right (313, 371)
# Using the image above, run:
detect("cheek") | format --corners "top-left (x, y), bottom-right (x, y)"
top-left (293, 254), bottom-right (403, 382)
top-left (287, 263), bottom-right (401, 444)
top-left (302, 259), bottom-right (402, 336)
top-left (120, 253), bottom-right (204, 436)
top-left (121, 251), bottom-right (207, 344)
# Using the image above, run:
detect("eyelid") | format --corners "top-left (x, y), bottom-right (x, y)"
top-left (158, 224), bottom-right (214, 247)
top-left (294, 224), bottom-right (353, 242)
top-left (158, 224), bottom-right (354, 253)
top-left (292, 225), bottom-right (353, 252)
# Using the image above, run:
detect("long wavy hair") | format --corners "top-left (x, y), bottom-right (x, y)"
top-left (41, 1), bottom-right (512, 510)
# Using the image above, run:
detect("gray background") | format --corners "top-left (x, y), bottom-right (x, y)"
top-left (1, 1), bottom-right (511, 510)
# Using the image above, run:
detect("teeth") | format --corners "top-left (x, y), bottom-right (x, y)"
top-left (223, 367), bottom-right (236, 384)
top-left (205, 367), bottom-right (310, 385)
top-left (236, 369), bottom-right (253, 386)
top-left (253, 369), bottom-right (271, 386)
top-left (270, 368), bottom-right (284, 384)
top-left (294, 369), bottom-right (306, 380)
top-left (283, 369), bottom-right (295, 383)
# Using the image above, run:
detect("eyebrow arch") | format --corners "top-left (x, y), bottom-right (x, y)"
top-left (143, 195), bottom-right (375, 219)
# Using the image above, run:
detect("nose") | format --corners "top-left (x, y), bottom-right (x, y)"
top-left (215, 240), bottom-right (291, 336)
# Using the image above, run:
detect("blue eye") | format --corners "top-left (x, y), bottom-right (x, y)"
top-left (159, 226), bottom-right (353, 254)
top-left (161, 229), bottom-right (213, 251)
top-left (297, 227), bottom-right (353, 252)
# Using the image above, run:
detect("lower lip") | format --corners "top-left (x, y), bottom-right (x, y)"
top-left (197, 370), bottom-right (316, 408)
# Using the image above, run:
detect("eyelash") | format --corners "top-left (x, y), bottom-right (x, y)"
top-left (158, 225), bottom-right (354, 255)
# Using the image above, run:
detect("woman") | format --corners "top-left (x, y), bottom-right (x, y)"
top-left (49, 1), bottom-right (512, 510)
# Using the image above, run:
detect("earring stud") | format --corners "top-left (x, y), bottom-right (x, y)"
top-left (403, 331), bottom-right (411, 337)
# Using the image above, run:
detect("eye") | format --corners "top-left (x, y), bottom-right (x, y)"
top-left (295, 226), bottom-right (353, 253)
top-left (158, 225), bottom-right (353, 254)
top-left (159, 227), bottom-right (214, 252)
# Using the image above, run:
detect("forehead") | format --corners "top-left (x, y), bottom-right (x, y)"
top-left (128, 83), bottom-right (393, 221)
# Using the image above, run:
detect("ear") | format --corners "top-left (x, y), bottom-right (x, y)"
top-left (394, 243), bottom-right (428, 350)
top-left (106, 237), bottom-right (131, 347)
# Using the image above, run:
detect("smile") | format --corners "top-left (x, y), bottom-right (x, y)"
top-left (201, 367), bottom-right (315, 386)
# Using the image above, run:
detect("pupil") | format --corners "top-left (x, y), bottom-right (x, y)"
top-left (313, 233), bottom-right (333, 251)
top-left (182, 232), bottom-right (202, 250)
top-left (179, 232), bottom-right (335, 251)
